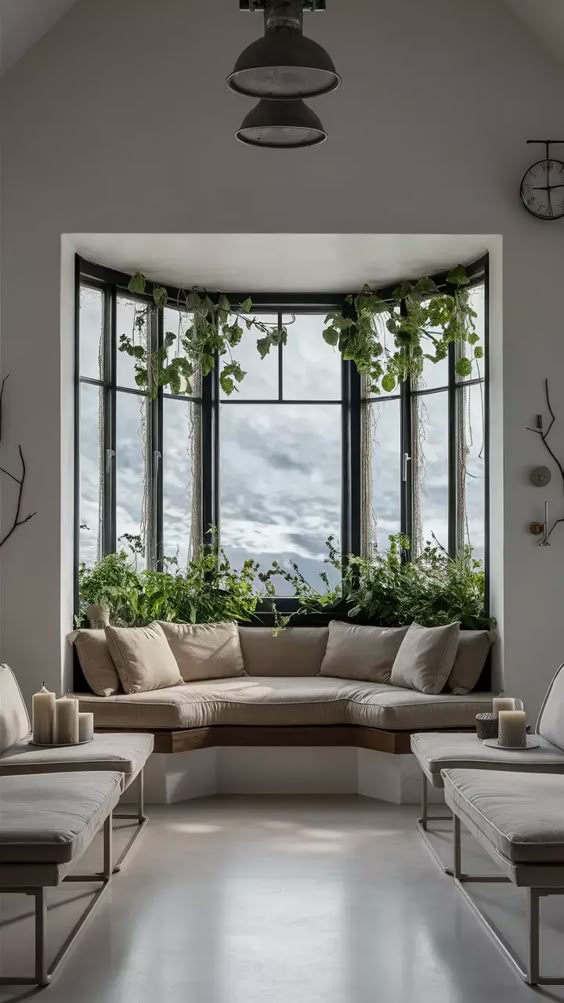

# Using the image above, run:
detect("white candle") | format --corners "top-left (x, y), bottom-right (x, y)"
top-left (55, 695), bottom-right (79, 744)
top-left (498, 710), bottom-right (527, 748)
top-left (493, 697), bottom-right (517, 717)
top-left (32, 684), bottom-right (55, 744)
top-left (78, 712), bottom-right (94, 743)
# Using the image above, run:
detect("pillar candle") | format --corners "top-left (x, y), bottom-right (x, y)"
top-left (498, 710), bottom-right (527, 748)
top-left (78, 712), bottom-right (94, 743)
top-left (55, 695), bottom-right (79, 744)
top-left (493, 697), bottom-right (516, 717)
top-left (32, 684), bottom-right (55, 744)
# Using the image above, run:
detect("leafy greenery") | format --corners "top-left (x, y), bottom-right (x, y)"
top-left (118, 264), bottom-right (482, 399)
top-left (78, 534), bottom-right (492, 633)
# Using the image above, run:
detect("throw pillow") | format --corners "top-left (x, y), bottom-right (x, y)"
top-left (105, 622), bottom-right (182, 694)
top-left (390, 621), bottom-right (460, 695)
top-left (158, 621), bottom-right (245, 682)
top-left (319, 621), bottom-right (408, 683)
top-left (72, 629), bottom-right (121, 697)
top-left (445, 630), bottom-right (493, 695)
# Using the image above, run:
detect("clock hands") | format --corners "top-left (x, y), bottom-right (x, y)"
top-left (529, 184), bottom-right (564, 191)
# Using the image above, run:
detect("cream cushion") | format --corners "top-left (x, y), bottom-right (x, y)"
top-left (443, 768), bottom-right (564, 864)
top-left (319, 621), bottom-right (408, 683)
top-left (105, 622), bottom-right (182, 694)
top-left (0, 770), bottom-right (123, 866)
top-left (445, 630), bottom-right (493, 695)
top-left (239, 626), bottom-right (328, 677)
top-left (73, 629), bottom-right (121, 697)
top-left (159, 621), bottom-right (245, 681)
top-left (77, 677), bottom-right (493, 731)
top-left (391, 621), bottom-right (460, 694)
top-left (0, 732), bottom-right (153, 782)
top-left (411, 731), bottom-right (564, 788)
top-left (537, 662), bottom-right (564, 752)
top-left (0, 664), bottom-right (30, 752)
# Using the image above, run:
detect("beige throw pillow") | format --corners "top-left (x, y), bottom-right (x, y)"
top-left (445, 630), bottom-right (493, 695)
top-left (158, 621), bottom-right (245, 682)
top-left (319, 621), bottom-right (408, 683)
top-left (390, 621), bottom-right (460, 695)
top-left (105, 622), bottom-right (182, 694)
top-left (73, 629), bottom-right (121, 697)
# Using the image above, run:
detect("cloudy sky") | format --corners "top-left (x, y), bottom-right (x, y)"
top-left (79, 286), bottom-right (485, 590)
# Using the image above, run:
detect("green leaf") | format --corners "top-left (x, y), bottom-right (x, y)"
top-left (446, 265), bottom-right (469, 287)
top-left (240, 297), bottom-right (253, 314)
top-left (381, 373), bottom-right (396, 393)
top-left (455, 357), bottom-right (473, 378)
top-left (256, 336), bottom-right (273, 359)
top-left (164, 331), bottom-right (176, 348)
top-left (467, 332), bottom-right (479, 345)
top-left (473, 346), bottom-right (483, 359)
top-left (128, 272), bottom-right (146, 295)
top-left (323, 328), bottom-right (339, 347)
top-left (153, 286), bottom-right (168, 308)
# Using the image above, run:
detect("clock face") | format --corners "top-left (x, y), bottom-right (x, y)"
top-left (520, 159), bottom-right (564, 219)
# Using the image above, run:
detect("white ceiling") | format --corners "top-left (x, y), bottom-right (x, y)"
top-left (0, 0), bottom-right (77, 75)
top-left (71, 233), bottom-right (493, 292)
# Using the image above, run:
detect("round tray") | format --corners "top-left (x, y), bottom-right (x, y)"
top-left (483, 737), bottom-right (541, 751)
top-left (28, 739), bottom-right (94, 748)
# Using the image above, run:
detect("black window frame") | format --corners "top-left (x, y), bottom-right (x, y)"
top-left (75, 253), bottom-right (489, 619)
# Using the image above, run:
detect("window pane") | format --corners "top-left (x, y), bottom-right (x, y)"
top-left (220, 314), bottom-right (279, 400)
top-left (456, 282), bottom-right (485, 383)
top-left (80, 286), bottom-right (104, 380)
top-left (163, 307), bottom-right (202, 398)
top-left (456, 382), bottom-right (485, 562)
top-left (79, 383), bottom-right (103, 565)
top-left (220, 404), bottom-right (341, 593)
top-left (162, 399), bottom-right (200, 566)
top-left (362, 400), bottom-right (401, 553)
top-left (117, 295), bottom-right (150, 390)
top-left (283, 314), bottom-right (341, 401)
top-left (116, 391), bottom-right (150, 567)
top-left (412, 391), bottom-right (449, 555)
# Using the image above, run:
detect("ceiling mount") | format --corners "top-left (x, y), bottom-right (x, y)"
top-left (239, 1), bottom-right (326, 11)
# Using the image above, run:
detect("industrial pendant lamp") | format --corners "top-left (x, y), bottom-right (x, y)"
top-left (235, 99), bottom-right (327, 148)
top-left (227, 0), bottom-right (340, 100)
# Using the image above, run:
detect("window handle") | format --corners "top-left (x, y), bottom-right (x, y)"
top-left (105, 448), bottom-right (115, 476)
top-left (402, 452), bottom-right (411, 482)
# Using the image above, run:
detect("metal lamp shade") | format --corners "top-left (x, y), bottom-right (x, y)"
top-left (227, 27), bottom-right (340, 99)
top-left (235, 99), bottom-right (327, 148)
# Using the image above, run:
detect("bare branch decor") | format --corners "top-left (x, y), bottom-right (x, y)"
top-left (527, 379), bottom-right (564, 544)
top-left (0, 378), bottom-right (36, 550)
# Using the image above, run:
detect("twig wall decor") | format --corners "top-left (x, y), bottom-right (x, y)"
top-left (527, 378), bottom-right (564, 545)
top-left (0, 376), bottom-right (36, 550)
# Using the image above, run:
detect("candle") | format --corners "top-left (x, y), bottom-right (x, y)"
top-left (493, 697), bottom-right (517, 717)
top-left (32, 684), bottom-right (55, 744)
top-left (55, 695), bottom-right (79, 744)
top-left (498, 710), bottom-right (527, 748)
top-left (78, 712), bottom-right (94, 743)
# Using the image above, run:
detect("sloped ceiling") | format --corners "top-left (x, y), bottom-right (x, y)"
top-left (0, 0), bottom-right (77, 75)
top-left (504, 0), bottom-right (564, 65)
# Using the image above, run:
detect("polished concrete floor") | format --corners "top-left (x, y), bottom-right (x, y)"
top-left (1, 795), bottom-right (564, 1001)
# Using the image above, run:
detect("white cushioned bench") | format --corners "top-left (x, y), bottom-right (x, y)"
top-left (443, 768), bottom-right (564, 986)
top-left (0, 770), bottom-right (123, 987)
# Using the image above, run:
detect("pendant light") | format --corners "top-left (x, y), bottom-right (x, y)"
top-left (235, 99), bottom-right (327, 147)
top-left (227, 0), bottom-right (340, 100)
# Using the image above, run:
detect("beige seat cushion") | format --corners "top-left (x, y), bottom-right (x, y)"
top-left (0, 732), bottom-right (153, 782)
top-left (319, 621), bottom-right (408, 683)
top-left (239, 626), bottom-right (328, 677)
top-left (0, 770), bottom-right (123, 865)
top-left (72, 629), bottom-right (121, 697)
top-left (411, 731), bottom-right (564, 788)
top-left (445, 630), bottom-right (493, 695)
top-left (159, 621), bottom-right (245, 681)
top-left (443, 768), bottom-right (564, 864)
top-left (0, 664), bottom-right (30, 752)
top-left (77, 677), bottom-right (493, 732)
top-left (390, 622), bottom-right (460, 694)
top-left (106, 622), bottom-right (182, 694)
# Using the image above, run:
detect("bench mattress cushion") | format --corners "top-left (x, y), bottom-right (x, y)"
top-left (0, 732), bottom-right (154, 780)
top-left (0, 771), bottom-right (123, 864)
top-left (77, 677), bottom-right (493, 731)
top-left (443, 768), bottom-right (564, 863)
top-left (411, 732), bottom-right (564, 787)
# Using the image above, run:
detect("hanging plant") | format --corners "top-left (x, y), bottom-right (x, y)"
top-left (119, 273), bottom-right (287, 398)
top-left (322, 264), bottom-right (480, 394)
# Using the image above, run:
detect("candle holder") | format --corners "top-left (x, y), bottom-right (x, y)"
top-left (475, 712), bottom-right (498, 741)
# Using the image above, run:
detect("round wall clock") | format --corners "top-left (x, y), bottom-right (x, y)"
top-left (520, 140), bottom-right (564, 220)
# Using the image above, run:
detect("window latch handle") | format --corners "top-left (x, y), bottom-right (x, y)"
top-left (105, 448), bottom-right (115, 476)
top-left (403, 452), bottom-right (411, 482)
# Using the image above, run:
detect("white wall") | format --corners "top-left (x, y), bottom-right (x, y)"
top-left (0, 0), bottom-right (563, 714)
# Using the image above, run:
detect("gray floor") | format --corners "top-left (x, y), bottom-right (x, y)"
top-left (1, 795), bottom-right (564, 1002)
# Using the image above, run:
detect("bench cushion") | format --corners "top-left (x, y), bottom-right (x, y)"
top-left (411, 731), bottom-right (564, 787)
top-left (239, 627), bottom-right (329, 677)
top-left (0, 770), bottom-right (123, 864)
top-left (77, 677), bottom-right (493, 731)
top-left (0, 732), bottom-right (153, 781)
top-left (443, 768), bottom-right (564, 863)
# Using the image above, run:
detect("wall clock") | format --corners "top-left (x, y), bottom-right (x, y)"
top-left (520, 140), bottom-right (564, 220)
